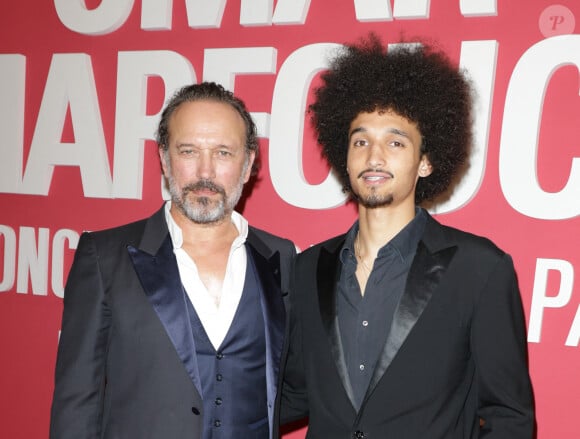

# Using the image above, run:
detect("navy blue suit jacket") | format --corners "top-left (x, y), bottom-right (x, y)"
top-left (50, 206), bottom-right (295, 439)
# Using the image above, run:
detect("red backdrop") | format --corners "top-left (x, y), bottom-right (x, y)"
top-left (1, 1), bottom-right (579, 438)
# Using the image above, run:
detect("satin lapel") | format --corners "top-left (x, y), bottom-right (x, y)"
top-left (364, 240), bottom-right (457, 400)
top-left (317, 243), bottom-right (356, 409)
top-left (127, 234), bottom-right (202, 396)
top-left (248, 244), bottom-right (285, 397)
top-left (246, 239), bottom-right (285, 439)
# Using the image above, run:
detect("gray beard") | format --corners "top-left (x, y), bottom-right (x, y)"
top-left (167, 177), bottom-right (243, 224)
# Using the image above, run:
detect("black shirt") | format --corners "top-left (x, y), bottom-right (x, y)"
top-left (337, 208), bottom-right (427, 409)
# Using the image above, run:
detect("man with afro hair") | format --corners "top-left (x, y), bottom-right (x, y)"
top-left (281, 34), bottom-right (534, 438)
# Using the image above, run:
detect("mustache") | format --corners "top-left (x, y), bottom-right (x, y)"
top-left (182, 179), bottom-right (226, 196)
top-left (356, 168), bottom-right (394, 179)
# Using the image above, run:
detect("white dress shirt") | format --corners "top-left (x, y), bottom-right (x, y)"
top-left (164, 201), bottom-right (249, 349)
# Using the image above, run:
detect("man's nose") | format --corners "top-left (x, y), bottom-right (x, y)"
top-left (367, 143), bottom-right (385, 168)
top-left (196, 151), bottom-right (216, 179)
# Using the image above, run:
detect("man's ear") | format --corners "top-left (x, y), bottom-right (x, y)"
top-left (159, 147), bottom-right (168, 177)
top-left (243, 150), bottom-right (256, 183)
top-left (418, 154), bottom-right (433, 178)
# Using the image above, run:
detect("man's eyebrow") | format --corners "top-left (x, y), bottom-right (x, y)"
top-left (388, 128), bottom-right (411, 139)
top-left (349, 126), bottom-right (366, 138)
top-left (176, 142), bottom-right (235, 149)
top-left (348, 126), bottom-right (412, 139)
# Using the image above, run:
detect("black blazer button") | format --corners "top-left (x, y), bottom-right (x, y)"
top-left (191, 407), bottom-right (200, 415)
top-left (353, 431), bottom-right (365, 439)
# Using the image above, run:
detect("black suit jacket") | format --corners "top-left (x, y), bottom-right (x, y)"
top-left (282, 213), bottom-right (534, 438)
top-left (50, 206), bottom-right (295, 439)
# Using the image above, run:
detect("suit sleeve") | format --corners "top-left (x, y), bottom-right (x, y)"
top-left (472, 253), bottom-right (535, 438)
top-left (50, 232), bottom-right (111, 439)
top-left (280, 257), bottom-right (310, 425)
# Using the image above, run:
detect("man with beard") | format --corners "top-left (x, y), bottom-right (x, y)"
top-left (50, 82), bottom-right (295, 439)
top-left (281, 35), bottom-right (534, 438)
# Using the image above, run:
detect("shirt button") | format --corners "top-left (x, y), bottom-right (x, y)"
top-left (215, 397), bottom-right (222, 406)
top-left (216, 373), bottom-right (223, 381)
top-left (362, 320), bottom-right (368, 327)
top-left (214, 420), bottom-right (221, 427)
top-left (359, 364), bottom-right (365, 371)
top-left (216, 352), bottom-right (223, 360)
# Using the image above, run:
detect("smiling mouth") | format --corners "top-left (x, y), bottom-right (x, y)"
top-left (358, 168), bottom-right (392, 177)
top-left (363, 175), bottom-right (389, 182)
top-left (358, 169), bottom-right (394, 183)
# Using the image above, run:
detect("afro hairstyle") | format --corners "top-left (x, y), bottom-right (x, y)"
top-left (309, 33), bottom-right (473, 204)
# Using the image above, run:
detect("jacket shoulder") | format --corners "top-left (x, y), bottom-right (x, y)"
top-left (296, 234), bottom-right (346, 261)
top-left (78, 207), bottom-right (164, 256)
top-left (425, 215), bottom-right (506, 259)
top-left (87, 217), bottom-right (148, 240)
top-left (249, 226), bottom-right (296, 254)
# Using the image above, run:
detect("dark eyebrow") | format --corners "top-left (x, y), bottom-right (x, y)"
top-left (348, 126), bottom-right (412, 139)
top-left (349, 127), bottom-right (366, 138)
top-left (388, 128), bottom-right (411, 139)
top-left (176, 142), bottom-right (235, 150)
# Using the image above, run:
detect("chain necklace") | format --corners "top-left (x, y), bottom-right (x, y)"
top-left (355, 233), bottom-right (373, 275)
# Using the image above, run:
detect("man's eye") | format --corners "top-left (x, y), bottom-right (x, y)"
top-left (353, 139), bottom-right (367, 147)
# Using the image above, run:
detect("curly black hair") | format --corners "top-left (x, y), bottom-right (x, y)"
top-left (310, 34), bottom-right (473, 204)
top-left (156, 82), bottom-right (259, 175)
